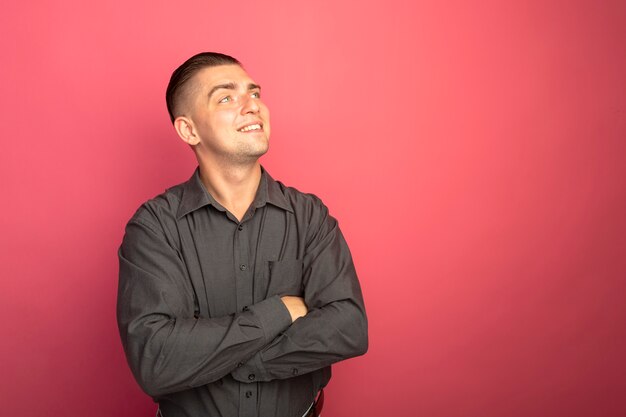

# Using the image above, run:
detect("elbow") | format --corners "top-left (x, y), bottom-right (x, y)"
top-left (129, 358), bottom-right (172, 398)
top-left (129, 346), bottom-right (225, 398)
top-left (345, 311), bottom-right (368, 358)
top-left (138, 377), bottom-right (175, 399)
top-left (138, 378), bottom-right (165, 398)
top-left (341, 302), bottom-right (368, 358)
top-left (356, 302), bottom-right (369, 356)
top-left (120, 330), bottom-right (172, 398)
top-left (354, 319), bottom-right (369, 357)
top-left (122, 336), bottom-right (181, 398)
top-left (356, 334), bottom-right (368, 357)
top-left (133, 360), bottom-right (189, 398)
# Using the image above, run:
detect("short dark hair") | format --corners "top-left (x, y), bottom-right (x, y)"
top-left (165, 52), bottom-right (241, 123)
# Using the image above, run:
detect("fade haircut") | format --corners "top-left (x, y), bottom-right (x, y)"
top-left (166, 52), bottom-right (241, 124)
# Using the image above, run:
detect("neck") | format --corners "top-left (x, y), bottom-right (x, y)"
top-left (197, 160), bottom-right (262, 221)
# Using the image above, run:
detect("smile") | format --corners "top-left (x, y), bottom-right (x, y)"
top-left (238, 124), bottom-right (262, 132)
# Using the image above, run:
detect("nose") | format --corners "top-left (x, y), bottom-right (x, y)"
top-left (241, 95), bottom-right (260, 114)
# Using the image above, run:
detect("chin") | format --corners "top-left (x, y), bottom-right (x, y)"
top-left (248, 141), bottom-right (270, 157)
top-left (230, 148), bottom-right (268, 164)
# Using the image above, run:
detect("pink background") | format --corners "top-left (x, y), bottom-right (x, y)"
top-left (1, 1), bottom-right (625, 416)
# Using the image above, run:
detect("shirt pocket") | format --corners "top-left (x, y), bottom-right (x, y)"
top-left (264, 258), bottom-right (304, 298)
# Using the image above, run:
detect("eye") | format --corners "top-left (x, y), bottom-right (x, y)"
top-left (218, 96), bottom-right (231, 103)
top-left (251, 91), bottom-right (261, 99)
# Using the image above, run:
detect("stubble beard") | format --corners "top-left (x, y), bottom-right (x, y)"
top-left (226, 137), bottom-right (269, 165)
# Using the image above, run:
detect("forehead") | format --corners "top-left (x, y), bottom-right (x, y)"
top-left (191, 64), bottom-right (256, 91)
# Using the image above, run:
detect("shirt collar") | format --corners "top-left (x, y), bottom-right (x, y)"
top-left (176, 166), bottom-right (293, 219)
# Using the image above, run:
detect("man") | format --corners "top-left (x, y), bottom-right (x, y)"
top-left (117, 52), bottom-right (368, 417)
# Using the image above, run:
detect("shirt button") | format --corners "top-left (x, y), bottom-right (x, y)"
top-left (292, 368), bottom-right (299, 376)
top-left (238, 225), bottom-right (243, 231)
top-left (245, 390), bottom-right (253, 398)
top-left (237, 362), bottom-right (243, 368)
top-left (242, 306), bottom-right (249, 312)
top-left (248, 373), bottom-right (255, 381)
top-left (240, 264), bottom-right (247, 271)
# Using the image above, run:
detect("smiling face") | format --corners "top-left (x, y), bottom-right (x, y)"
top-left (176, 64), bottom-right (271, 165)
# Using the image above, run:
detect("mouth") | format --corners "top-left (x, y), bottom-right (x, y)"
top-left (237, 123), bottom-right (263, 133)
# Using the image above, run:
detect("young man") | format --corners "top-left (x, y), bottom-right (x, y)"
top-left (117, 52), bottom-right (368, 417)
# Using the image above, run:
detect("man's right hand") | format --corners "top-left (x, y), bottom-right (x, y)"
top-left (280, 296), bottom-right (308, 322)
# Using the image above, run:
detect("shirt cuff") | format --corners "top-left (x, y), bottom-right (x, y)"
top-left (231, 350), bottom-right (266, 383)
top-left (249, 295), bottom-right (292, 344)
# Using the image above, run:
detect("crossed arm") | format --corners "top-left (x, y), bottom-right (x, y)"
top-left (117, 204), bottom-right (367, 397)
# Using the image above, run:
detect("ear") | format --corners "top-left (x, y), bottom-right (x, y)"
top-left (174, 116), bottom-right (201, 146)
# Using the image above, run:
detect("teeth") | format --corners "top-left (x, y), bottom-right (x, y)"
top-left (239, 124), bottom-right (261, 132)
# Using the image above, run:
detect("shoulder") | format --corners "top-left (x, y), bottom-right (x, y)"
top-left (270, 179), bottom-right (338, 246)
top-left (275, 180), bottom-right (330, 218)
top-left (126, 181), bottom-right (186, 233)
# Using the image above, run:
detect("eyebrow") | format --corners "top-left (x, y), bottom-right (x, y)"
top-left (208, 82), bottom-right (261, 100)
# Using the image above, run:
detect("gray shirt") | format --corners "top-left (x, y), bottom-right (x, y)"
top-left (117, 167), bottom-right (368, 417)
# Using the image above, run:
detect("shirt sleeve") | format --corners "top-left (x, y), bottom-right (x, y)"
top-left (117, 214), bottom-right (292, 397)
top-left (231, 199), bottom-right (368, 383)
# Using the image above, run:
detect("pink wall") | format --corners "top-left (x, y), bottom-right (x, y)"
top-left (1, 1), bottom-right (625, 416)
